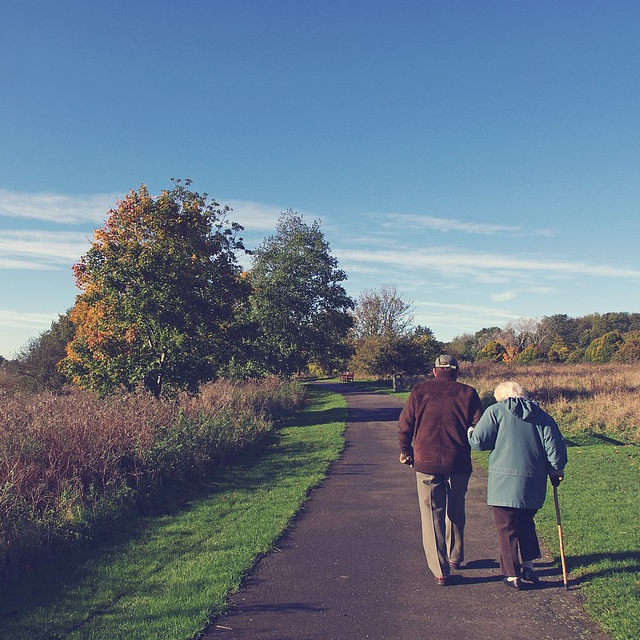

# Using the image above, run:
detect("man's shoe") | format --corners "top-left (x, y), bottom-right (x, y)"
top-left (449, 561), bottom-right (461, 570)
top-left (435, 576), bottom-right (450, 586)
top-left (502, 577), bottom-right (522, 590)
top-left (521, 567), bottom-right (540, 584)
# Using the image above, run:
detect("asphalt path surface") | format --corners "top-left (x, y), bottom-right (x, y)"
top-left (202, 382), bottom-right (609, 640)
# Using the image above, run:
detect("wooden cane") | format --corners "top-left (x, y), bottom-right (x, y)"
top-left (553, 484), bottom-right (569, 589)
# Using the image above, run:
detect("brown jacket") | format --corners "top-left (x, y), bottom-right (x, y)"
top-left (398, 377), bottom-right (483, 475)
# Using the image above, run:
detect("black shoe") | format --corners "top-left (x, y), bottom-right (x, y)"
top-left (503, 577), bottom-right (522, 590)
top-left (521, 567), bottom-right (540, 584)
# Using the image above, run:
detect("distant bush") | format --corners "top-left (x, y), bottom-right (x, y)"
top-left (0, 377), bottom-right (305, 581)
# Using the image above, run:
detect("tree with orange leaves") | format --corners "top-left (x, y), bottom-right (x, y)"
top-left (61, 179), bottom-right (248, 396)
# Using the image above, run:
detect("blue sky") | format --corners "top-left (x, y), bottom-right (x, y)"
top-left (2, 1), bottom-right (640, 357)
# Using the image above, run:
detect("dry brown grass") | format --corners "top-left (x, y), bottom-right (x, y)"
top-left (0, 377), bottom-right (305, 579)
top-left (460, 362), bottom-right (640, 443)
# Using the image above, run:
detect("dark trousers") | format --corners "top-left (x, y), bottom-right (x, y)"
top-left (492, 506), bottom-right (541, 577)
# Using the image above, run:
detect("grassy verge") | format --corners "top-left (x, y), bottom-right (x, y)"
top-left (536, 444), bottom-right (640, 640)
top-left (0, 384), bottom-right (347, 640)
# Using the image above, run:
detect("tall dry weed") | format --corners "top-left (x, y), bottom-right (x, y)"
top-left (461, 362), bottom-right (640, 442)
top-left (0, 377), bottom-right (305, 580)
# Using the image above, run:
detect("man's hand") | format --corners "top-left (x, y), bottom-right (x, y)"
top-left (399, 452), bottom-right (414, 467)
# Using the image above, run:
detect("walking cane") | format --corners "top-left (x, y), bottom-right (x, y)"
top-left (553, 483), bottom-right (569, 589)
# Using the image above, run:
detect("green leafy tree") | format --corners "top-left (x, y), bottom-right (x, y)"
top-left (446, 333), bottom-right (477, 361)
top-left (614, 330), bottom-right (640, 362)
top-left (61, 180), bottom-right (248, 396)
top-left (248, 210), bottom-right (354, 377)
top-left (476, 340), bottom-right (507, 362)
top-left (409, 326), bottom-right (444, 372)
top-left (585, 331), bottom-right (623, 363)
top-left (547, 335), bottom-right (571, 363)
top-left (515, 344), bottom-right (540, 364)
top-left (14, 312), bottom-right (75, 391)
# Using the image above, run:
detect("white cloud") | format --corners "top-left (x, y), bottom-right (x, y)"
top-left (0, 189), bottom-right (117, 224)
top-left (337, 247), bottom-right (640, 280)
top-left (491, 290), bottom-right (518, 302)
top-left (0, 230), bottom-right (92, 268)
top-left (382, 213), bottom-right (521, 235)
top-left (416, 300), bottom-right (521, 318)
top-left (227, 200), bottom-right (288, 233)
top-left (0, 309), bottom-right (58, 329)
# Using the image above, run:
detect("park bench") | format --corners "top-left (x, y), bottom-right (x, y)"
top-left (340, 371), bottom-right (354, 383)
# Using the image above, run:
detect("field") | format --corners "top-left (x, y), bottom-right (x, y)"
top-left (0, 363), bottom-right (638, 639)
top-left (459, 361), bottom-right (640, 445)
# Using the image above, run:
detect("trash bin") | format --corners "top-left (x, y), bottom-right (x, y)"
top-left (392, 373), bottom-right (404, 391)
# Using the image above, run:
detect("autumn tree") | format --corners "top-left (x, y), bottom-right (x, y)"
top-left (61, 180), bottom-right (248, 396)
top-left (247, 210), bottom-right (354, 377)
top-left (476, 340), bottom-right (507, 362)
top-left (348, 286), bottom-right (442, 377)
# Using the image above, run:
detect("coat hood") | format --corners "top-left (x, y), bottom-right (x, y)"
top-left (501, 397), bottom-right (543, 424)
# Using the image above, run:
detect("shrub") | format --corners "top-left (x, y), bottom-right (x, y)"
top-left (0, 378), bottom-right (305, 581)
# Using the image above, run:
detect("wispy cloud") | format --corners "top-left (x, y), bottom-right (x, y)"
top-left (382, 213), bottom-right (520, 235)
top-left (227, 200), bottom-right (290, 233)
top-left (0, 309), bottom-right (58, 329)
top-left (416, 300), bottom-right (522, 318)
top-left (412, 301), bottom-right (527, 337)
top-left (338, 248), bottom-right (640, 280)
top-left (0, 189), bottom-right (117, 224)
top-left (491, 290), bottom-right (518, 302)
top-left (0, 230), bottom-right (92, 269)
top-left (490, 286), bottom-right (556, 303)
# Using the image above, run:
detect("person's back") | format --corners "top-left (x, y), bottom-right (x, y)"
top-left (400, 377), bottom-right (482, 475)
top-left (397, 355), bottom-right (483, 586)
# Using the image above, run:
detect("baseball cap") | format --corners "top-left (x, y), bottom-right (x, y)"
top-left (434, 354), bottom-right (458, 369)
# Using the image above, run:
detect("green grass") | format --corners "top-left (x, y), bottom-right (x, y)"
top-left (0, 385), bottom-right (347, 640)
top-left (536, 445), bottom-right (640, 640)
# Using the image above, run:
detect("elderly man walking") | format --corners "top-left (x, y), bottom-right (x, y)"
top-left (398, 355), bottom-right (483, 586)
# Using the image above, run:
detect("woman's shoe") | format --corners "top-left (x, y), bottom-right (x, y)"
top-left (502, 577), bottom-right (522, 590)
top-left (521, 566), bottom-right (540, 585)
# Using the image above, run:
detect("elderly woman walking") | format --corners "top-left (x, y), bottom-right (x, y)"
top-left (468, 381), bottom-right (567, 590)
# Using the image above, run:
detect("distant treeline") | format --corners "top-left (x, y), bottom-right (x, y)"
top-left (447, 312), bottom-right (640, 364)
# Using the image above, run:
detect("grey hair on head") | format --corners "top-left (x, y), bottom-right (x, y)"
top-left (494, 381), bottom-right (527, 402)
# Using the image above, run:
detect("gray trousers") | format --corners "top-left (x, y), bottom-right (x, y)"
top-left (416, 471), bottom-right (471, 579)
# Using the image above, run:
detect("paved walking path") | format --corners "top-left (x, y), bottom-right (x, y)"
top-left (202, 383), bottom-right (609, 640)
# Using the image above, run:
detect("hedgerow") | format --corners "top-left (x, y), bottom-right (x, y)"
top-left (0, 377), bottom-right (304, 581)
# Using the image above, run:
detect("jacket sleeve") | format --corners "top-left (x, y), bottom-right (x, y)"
top-left (398, 395), bottom-right (416, 455)
top-left (539, 415), bottom-right (568, 471)
top-left (468, 405), bottom-right (499, 451)
top-left (470, 390), bottom-right (484, 426)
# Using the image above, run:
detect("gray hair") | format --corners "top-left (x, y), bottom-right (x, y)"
top-left (494, 381), bottom-right (527, 402)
